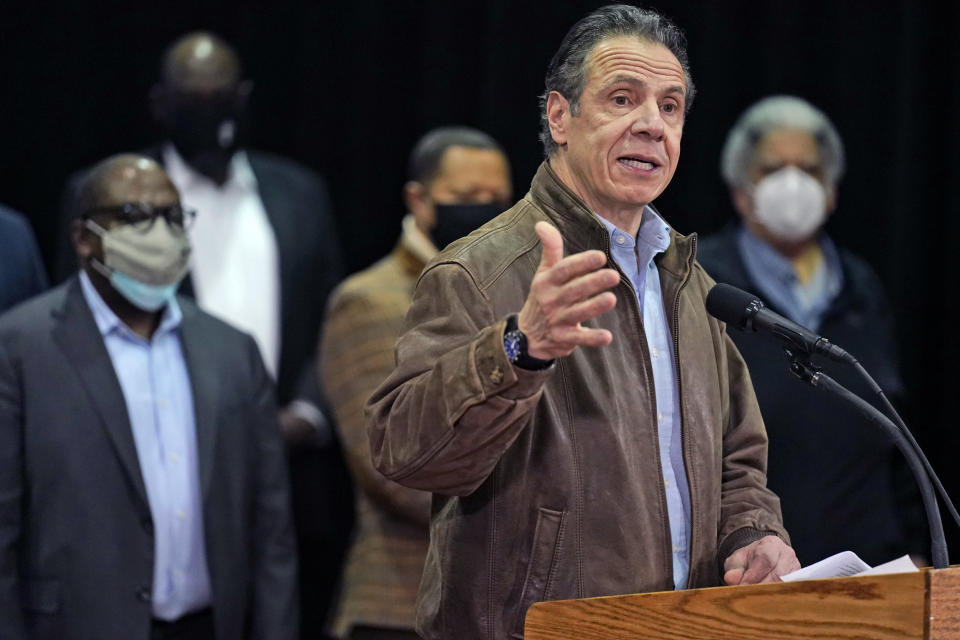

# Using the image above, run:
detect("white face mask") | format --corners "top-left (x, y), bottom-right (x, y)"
top-left (751, 166), bottom-right (827, 243)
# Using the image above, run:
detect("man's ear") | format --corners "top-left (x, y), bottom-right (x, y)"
top-left (70, 218), bottom-right (93, 261)
top-left (825, 184), bottom-right (838, 216)
top-left (546, 91), bottom-right (571, 147)
top-left (731, 187), bottom-right (753, 221)
top-left (404, 181), bottom-right (434, 232)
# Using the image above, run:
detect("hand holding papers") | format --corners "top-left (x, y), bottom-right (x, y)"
top-left (781, 551), bottom-right (919, 582)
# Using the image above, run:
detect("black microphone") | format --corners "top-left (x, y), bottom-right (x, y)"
top-left (705, 283), bottom-right (851, 363)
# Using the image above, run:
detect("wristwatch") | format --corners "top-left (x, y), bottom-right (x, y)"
top-left (503, 315), bottom-right (554, 371)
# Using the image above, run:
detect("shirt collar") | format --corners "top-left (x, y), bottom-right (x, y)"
top-left (596, 206), bottom-right (672, 254)
top-left (162, 143), bottom-right (258, 192)
top-left (737, 225), bottom-right (798, 286)
top-left (79, 270), bottom-right (183, 340)
top-left (401, 214), bottom-right (438, 265)
top-left (736, 225), bottom-right (844, 315)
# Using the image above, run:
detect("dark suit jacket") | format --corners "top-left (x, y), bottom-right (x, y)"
top-left (0, 204), bottom-right (48, 314)
top-left (0, 277), bottom-right (298, 640)
top-left (56, 147), bottom-right (344, 406)
top-left (697, 224), bottom-right (923, 565)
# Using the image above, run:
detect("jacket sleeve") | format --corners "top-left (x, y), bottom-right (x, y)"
top-left (715, 329), bottom-right (791, 565)
top-left (366, 262), bottom-right (549, 497)
top-left (320, 283), bottom-right (431, 526)
top-left (247, 338), bottom-right (300, 640)
top-left (0, 339), bottom-right (29, 639)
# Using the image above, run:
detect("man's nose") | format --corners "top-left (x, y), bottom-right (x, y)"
top-left (629, 101), bottom-right (665, 140)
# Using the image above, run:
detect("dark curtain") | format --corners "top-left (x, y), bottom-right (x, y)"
top-left (2, 0), bottom-right (957, 556)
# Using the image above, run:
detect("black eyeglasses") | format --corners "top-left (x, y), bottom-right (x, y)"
top-left (82, 202), bottom-right (197, 231)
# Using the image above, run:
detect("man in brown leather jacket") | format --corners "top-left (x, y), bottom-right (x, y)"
top-left (367, 6), bottom-right (799, 639)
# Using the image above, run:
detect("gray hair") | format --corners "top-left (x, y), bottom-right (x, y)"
top-left (538, 4), bottom-right (695, 158)
top-left (407, 126), bottom-right (506, 185)
top-left (720, 95), bottom-right (846, 188)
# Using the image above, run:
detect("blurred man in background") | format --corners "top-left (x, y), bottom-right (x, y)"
top-left (0, 203), bottom-right (48, 313)
top-left (697, 95), bottom-right (923, 565)
top-left (57, 32), bottom-right (353, 638)
top-left (320, 126), bottom-right (511, 640)
top-left (0, 154), bottom-right (297, 640)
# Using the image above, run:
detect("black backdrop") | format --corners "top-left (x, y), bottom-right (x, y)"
top-left (2, 0), bottom-right (958, 556)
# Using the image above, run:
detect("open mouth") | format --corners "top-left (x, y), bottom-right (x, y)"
top-left (617, 155), bottom-right (660, 171)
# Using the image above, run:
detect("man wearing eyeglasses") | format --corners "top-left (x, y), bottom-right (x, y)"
top-left (56, 32), bottom-right (354, 638)
top-left (0, 154), bottom-right (298, 640)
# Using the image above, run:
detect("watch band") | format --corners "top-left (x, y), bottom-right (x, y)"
top-left (503, 314), bottom-right (554, 371)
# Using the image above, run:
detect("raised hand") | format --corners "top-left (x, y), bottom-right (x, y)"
top-left (518, 221), bottom-right (621, 361)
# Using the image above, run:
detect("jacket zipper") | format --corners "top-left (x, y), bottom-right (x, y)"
top-left (603, 244), bottom-right (674, 589)
top-left (672, 234), bottom-right (697, 588)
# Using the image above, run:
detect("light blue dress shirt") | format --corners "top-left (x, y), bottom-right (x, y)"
top-left (598, 210), bottom-right (692, 590)
top-left (736, 227), bottom-right (843, 331)
top-left (79, 271), bottom-right (212, 620)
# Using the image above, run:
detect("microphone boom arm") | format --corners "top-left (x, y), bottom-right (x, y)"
top-left (786, 349), bottom-right (949, 569)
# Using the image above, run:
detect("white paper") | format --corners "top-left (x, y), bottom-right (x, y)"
top-left (857, 554), bottom-right (920, 577)
top-left (781, 551), bottom-right (918, 583)
top-left (781, 550), bottom-right (870, 582)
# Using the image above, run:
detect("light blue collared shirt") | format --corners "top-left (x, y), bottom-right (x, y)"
top-left (598, 210), bottom-right (692, 590)
top-left (79, 271), bottom-right (212, 620)
top-left (736, 226), bottom-right (844, 331)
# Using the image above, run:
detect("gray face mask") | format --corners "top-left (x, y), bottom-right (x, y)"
top-left (86, 218), bottom-right (192, 286)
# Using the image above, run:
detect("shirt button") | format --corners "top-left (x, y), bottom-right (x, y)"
top-left (673, 545), bottom-right (680, 553)
top-left (170, 452), bottom-right (180, 463)
top-left (657, 412), bottom-right (664, 423)
top-left (489, 366), bottom-right (504, 384)
top-left (665, 478), bottom-right (670, 488)
top-left (176, 510), bottom-right (186, 520)
top-left (651, 347), bottom-right (658, 358)
top-left (159, 399), bottom-right (168, 408)
top-left (616, 235), bottom-right (626, 245)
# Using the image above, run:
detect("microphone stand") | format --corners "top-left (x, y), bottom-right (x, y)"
top-left (846, 357), bottom-right (960, 530)
top-left (785, 348), bottom-right (950, 569)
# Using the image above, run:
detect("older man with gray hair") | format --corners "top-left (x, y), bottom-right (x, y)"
top-left (368, 6), bottom-right (797, 639)
top-left (698, 95), bottom-right (923, 566)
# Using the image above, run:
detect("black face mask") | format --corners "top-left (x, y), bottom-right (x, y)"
top-left (165, 94), bottom-right (246, 177)
top-left (431, 203), bottom-right (503, 250)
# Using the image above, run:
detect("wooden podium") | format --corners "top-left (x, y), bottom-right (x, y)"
top-left (524, 567), bottom-right (960, 639)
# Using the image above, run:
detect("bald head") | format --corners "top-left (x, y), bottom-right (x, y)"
top-left (161, 31), bottom-right (242, 93)
top-left (77, 154), bottom-right (179, 216)
top-left (151, 33), bottom-right (251, 185)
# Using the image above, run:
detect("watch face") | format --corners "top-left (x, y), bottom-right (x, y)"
top-left (504, 331), bottom-right (522, 362)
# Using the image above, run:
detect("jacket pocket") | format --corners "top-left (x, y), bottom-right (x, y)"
top-left (510, 507), bottom-right (565, 639)
top-left (22, 577), bottom-right (60, 614)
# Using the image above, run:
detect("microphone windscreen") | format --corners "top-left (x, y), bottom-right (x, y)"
top-left (705, 283), bottom-right (762, 327)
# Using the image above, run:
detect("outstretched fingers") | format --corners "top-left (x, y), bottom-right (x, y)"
top-left (551, 324), bottom-right (614, 348)
top-left (554, 292), bottom-right (618, 327)
top-left (520, 221), bottom-right (620, 360)
top-left (550, 268), bottom-right (621, 307)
